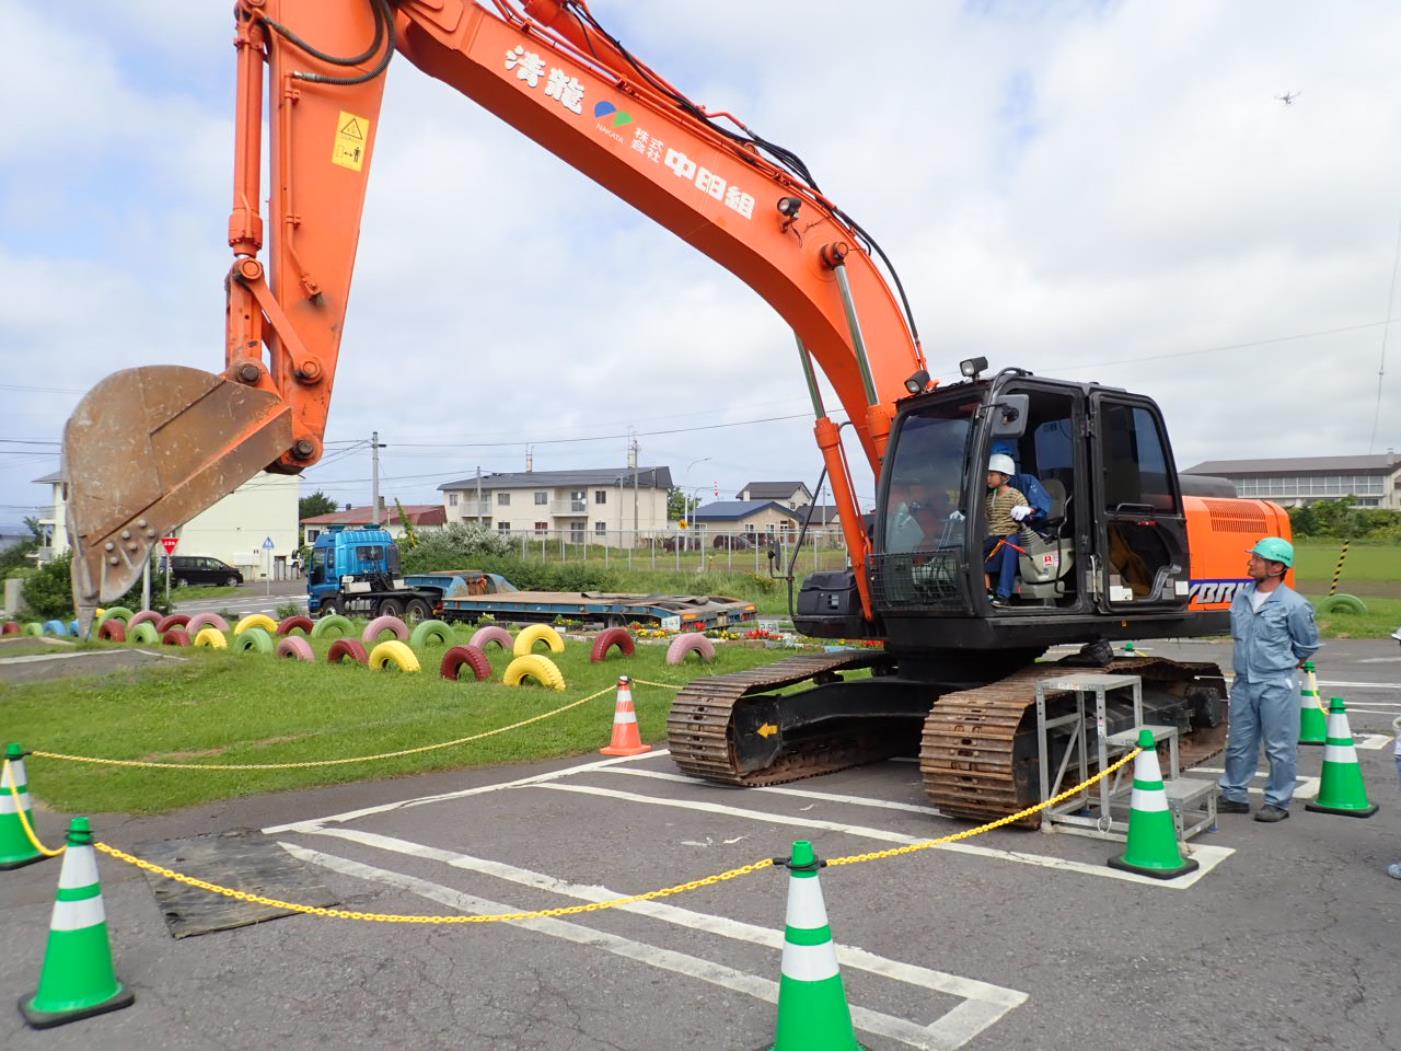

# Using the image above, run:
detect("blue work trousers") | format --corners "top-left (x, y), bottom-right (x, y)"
top-left (1219, 678), bottom-right (1299, 809)
top-left (983, 536), bottom-right (1019, 599)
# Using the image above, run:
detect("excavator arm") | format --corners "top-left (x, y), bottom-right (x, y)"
top-left (64, 0), bottom-right (927, 628)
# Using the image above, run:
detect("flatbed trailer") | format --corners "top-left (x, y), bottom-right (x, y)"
top-left (437, 589), bottom-right (757, 630)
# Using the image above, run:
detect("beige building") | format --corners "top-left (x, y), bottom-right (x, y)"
top-left (737, 481), bottom-right (812, 506)
top-left (439, 467), bottom-right (673, 547)
top-left (1183, 454), bottom-right (1401, 510)
top-left (692, 500), bottom-right (803, 539)
top-left (32, 468), bottom-right (300, 579)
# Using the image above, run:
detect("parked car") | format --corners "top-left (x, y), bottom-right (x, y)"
top-left (168, 556), bottom-right (243, 588)
top-left (712, 533), bottom-right (756, 550)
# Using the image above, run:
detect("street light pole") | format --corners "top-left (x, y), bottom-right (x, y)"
top-left (684, 457), bottom-right (712, 572)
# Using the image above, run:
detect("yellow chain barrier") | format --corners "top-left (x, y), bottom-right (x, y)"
top-left (27, 684), bottom-right (615, 771)
top-left (5, 760), bottom-right (65, 857)
top-left (78, 748), bottom-right (1143, 925)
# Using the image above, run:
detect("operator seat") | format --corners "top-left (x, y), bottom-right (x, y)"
top-left (1016, 477), bottom-right (1075, 602)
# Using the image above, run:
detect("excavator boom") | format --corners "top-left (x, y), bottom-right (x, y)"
top-left (65, 0), bottom-right (924, 630)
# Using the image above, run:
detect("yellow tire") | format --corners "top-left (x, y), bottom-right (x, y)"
top-left (234, 613), bottom-right (279, 636)
top-left (502, 654), bottom-right (566, 691)
top-left (368, 639), bottom-right (421, 673)
top-left (512, 623), bottom-right (565, 657)
top-left (193, 627), bottom-right (228, 650)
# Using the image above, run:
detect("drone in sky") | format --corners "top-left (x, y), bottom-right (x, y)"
top-left (1276, 91), bottom-right (1301, 105)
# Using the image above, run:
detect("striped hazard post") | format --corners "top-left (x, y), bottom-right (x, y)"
top-left (1305, 698), bottom-right (1379, 818)
top-left (1108, 729), bottom-right (1198, 880)
top-left (1, 743), bottom-right (45, 870)
top-left (600, 675), bottom-right (651, 756)
top-left (20, 817), bottom-right (135, 1029)
top-left (768, 840), bottom-right (863, 1051)
top-left (1298, 661), bottom-right (1327, 746)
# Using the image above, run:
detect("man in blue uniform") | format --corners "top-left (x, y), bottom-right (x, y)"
top-left (1218, 537), bottom-right (1320, 823)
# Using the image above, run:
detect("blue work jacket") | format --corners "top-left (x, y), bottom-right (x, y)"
top-left (1229, 582), bottom-right (1320, 684)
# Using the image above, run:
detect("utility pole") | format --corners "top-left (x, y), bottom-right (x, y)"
top-left (370, 431), bottom-right (386, 525)
top-left (475, 466), bottom-right (482, 525)
top-left (630, 435), bottom-right (639, 543)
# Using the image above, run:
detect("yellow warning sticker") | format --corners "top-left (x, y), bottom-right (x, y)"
top-left (332, 111), bottom-right (370, 172)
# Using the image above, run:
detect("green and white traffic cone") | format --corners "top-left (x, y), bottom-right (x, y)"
top-left (768, 841), bottom-right (863, 1051)
top-left (1, 743), bottom-right (45, 870)
top-left (19, 817), bottom-right (135, 1029)
top-left (1108, 730), bottom-right (1198, 880)
top-left (1298, 662), bottom-right (1327, 746)
top-left (1305, 698), bottom-right (1378, 818)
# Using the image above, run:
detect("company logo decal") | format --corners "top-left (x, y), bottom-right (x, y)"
top-left (593, 100), bottom-right (633, 127)
top-left (1188, 578), bottom-right (1249, 604)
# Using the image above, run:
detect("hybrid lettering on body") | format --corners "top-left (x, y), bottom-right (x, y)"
top-left (1188, 578), bottom-right (1250, 608)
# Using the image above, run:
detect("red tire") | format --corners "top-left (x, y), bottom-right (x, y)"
top-left (2, 621), bottom-right (21, 636)
top-left (155, 613), bottom-right (191, 634)
top-left (276, 635), bottom-right (315, 662)
top-left (590, 627), bottom-right (636, 663)
top-left (161, 628), bottom-right (192, 647)
top-left (439, 644), bottom-right (492, 682)
top-left (277, 615), bottom-right (315, 637)
top-left (97, 619), bottom-right (127, 642)
top-left (186, 612), bottom-right (231, 636)
top-left (128, 610), bottom-right (163, 629)
top-left (327, 638), bottom-right (368, 666)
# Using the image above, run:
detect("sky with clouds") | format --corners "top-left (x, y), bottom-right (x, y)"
top-left (2, 0), bottom-right (1399, 529)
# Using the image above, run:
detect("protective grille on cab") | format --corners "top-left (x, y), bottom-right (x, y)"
top-left (870, 552), bottom-right (965, 610)
top-left (1203, 498), bottom-right (1268, 533)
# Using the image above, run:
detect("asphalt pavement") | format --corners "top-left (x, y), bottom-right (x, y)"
top-left (2, 638), bottom-right (1399, 1049)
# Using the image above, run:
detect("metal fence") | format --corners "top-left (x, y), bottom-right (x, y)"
top-left (491, 527), bottom-right (851, 575)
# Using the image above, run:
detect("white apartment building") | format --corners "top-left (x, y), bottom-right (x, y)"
top-left (438, 467), bottom-right (672, 547)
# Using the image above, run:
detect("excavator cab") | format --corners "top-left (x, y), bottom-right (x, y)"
top-left (869, 367), bottom-right (1198, 653)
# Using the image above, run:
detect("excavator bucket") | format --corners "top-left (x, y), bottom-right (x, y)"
top-left (64, 366), bottom-right (293, 632)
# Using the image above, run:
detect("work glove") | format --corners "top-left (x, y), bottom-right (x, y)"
top-left (948, 510), bottom-right (965, 522)
top-left (1009, 505), bottom-right (1032, 522)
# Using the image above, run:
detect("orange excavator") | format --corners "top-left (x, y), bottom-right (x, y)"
top-left (64, 0), bottom-right (1292, 822)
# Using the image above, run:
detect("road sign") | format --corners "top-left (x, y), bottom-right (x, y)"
top-left (262, 537), bottom-right (275, 550)
top-left (160, 536), bottom-right (178, 555)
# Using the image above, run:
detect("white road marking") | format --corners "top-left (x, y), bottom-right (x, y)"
top-left (1358, 657), bottom-right (1401, 664)
top-left (262, 749), bottom-right (671, 834)
top-left (605, 767), bottom-right (945, 817)
top-left (281, 841), bottom-right (1022, 1050)
top-left (1354, 734), bottom-right (1393, 750)
top-left (529, 783), bottom-right (1232, 889)
top-left (1182, 768), bottom-right (1320, 801)
top-left (1314, 680), bottom-right (1400, 691)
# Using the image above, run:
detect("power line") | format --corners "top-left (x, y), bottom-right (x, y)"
top-left (1368, 212), bottom-right (1401, 453)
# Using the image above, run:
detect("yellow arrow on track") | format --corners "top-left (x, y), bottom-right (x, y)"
top-left (756, 723), bottom-right (778, 738)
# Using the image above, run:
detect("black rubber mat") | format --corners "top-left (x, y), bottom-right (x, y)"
top-left (135, 828), bottom-right (339, 939)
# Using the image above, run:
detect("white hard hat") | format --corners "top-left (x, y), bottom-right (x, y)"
top-left (988, 453), bottom-right (1016, 476)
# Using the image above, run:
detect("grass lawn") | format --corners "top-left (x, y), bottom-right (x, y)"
top-left (1293, 541), bottom-right (1401, 586)
top-left (2, 626), bottom-right (804, 815)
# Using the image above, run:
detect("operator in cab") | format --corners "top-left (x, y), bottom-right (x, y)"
top-left (983, 454), bottom-right (1029, 607)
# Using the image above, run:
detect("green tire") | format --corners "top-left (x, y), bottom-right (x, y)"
top-left (234, 627), bottom-right (275, 654)
top-left (409, 619), bottom-right (454, 649)
top-left (1314, 593), bottom-right (1367, 616)
top-left (127, 622), bottom-right (160, 645)
top-left (311, 614), bottom-right (354, 639)
top-left (95, 606), bottom-right (134, 627)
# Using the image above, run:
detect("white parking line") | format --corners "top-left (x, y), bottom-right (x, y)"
top-left (262, 750), bottom-right (668, 834)
top-left (530, 782), bottom-right (1232, 890)
top-left (1182, 768), bottom-right (1320, 801)
top-left (281, 840), bottom-right (1023, 1050)
top-left (605, 767), bottom-right (945, 817)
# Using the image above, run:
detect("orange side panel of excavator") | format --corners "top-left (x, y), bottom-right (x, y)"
top-left (1184, 495), bottom-right (1295, 611)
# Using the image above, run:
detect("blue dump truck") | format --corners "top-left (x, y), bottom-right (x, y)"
top-left (308, 529), bottom-right (757, 630)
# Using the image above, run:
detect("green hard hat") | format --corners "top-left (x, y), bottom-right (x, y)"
top-left (1248, 536), bottom-right (1294, 568)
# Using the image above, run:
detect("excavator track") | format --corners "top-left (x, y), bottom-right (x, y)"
top-left (921, 656), bottom-right (1229, 827)
top-left (667, 651), bottom-right (902, 786)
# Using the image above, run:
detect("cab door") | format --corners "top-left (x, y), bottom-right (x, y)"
top-left (1088, 393), bottom-right (1191, 612)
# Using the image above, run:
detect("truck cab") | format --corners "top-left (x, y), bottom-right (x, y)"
top-left (308, 529), bottom-right (412, 616)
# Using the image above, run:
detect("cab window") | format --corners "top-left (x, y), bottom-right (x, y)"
top-left (1100, 402), bottom-right (1177, 513)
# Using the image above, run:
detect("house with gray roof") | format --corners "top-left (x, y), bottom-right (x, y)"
top-left (1182, 454), bottom-right (1401, 509)
top-left (737, 481), bottom-right (812, 506)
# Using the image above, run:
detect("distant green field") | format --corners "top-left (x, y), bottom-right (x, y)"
top-left (1292, 541), bottom-right (1401, 584)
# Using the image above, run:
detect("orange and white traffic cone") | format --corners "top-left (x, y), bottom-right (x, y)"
top-left (600, 676), bottom-right (651, 756)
